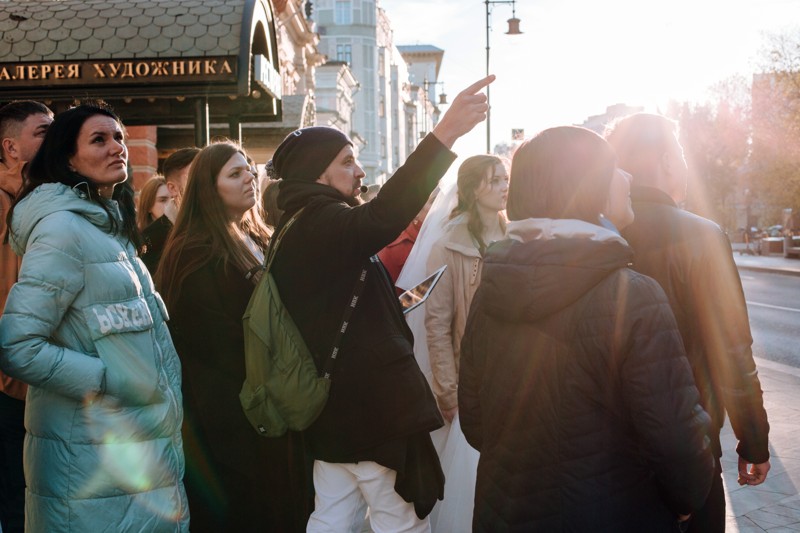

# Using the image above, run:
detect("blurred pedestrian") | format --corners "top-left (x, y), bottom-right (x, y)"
top-left (157, 140), bottom-right (311, 532)
top-left (140, 147), bottom-right (199, 274)
top-left (607, 113), bottom-right (771, 532)
top-left (261, 178), bottom-right (283, 228)
top-left (460, 125), bottom-right (715, 532)
top-left (268, 75), bottom-right (494, 532)
top-left (0, 99), bottom-right (53, 533)
top-left (136, 175), bottom-right (170, 232)
top-left (0, 102), bottom-right (188, 532)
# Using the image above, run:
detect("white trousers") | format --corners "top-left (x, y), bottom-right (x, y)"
top-left (307, 460), bottom-right (431, 533)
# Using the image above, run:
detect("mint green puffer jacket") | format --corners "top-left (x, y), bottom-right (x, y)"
top-left (0, 183), bottom-right (189, 532)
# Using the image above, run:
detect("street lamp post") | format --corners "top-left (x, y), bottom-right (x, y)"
top-left (485, 0), bottom-right (522, 153)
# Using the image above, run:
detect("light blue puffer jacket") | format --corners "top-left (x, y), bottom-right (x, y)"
top-left (0, 183), bottom-right (189, 532)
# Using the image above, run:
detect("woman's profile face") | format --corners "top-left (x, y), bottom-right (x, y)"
top-left (68, 114), bottom-right (128, 192)
top-left (475, 162), bottom-right (509, 213)
top-left (216, 151), bottom-right (257, 219)
top-left (149, 184), bottom-right (171, 221)
top-left (606, 168), bottom-right (634, 230)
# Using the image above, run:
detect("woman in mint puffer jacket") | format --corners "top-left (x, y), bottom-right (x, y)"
top-left (0, 103), bottom-right (189, 533)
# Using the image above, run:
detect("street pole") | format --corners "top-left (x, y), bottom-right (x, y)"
top-left (484, 0), bottom-right (522, 154)
top-left (485, 0), bottom-right (491, 154)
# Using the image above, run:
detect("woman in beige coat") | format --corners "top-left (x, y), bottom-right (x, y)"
top-left (423, 154), bottom-right (508, 531)
top-left (425, 155), bottom-right (509, 419)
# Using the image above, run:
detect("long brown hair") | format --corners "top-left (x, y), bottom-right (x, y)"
top-left (450, 154), bottom-right (508, 254)
top-left (136, 175), bottom-right (167, 231)
top-left (156, 141), bottom-right (271, 308)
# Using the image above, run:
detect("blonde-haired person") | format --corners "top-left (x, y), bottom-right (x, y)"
top-left (423, 154), bottom-right (508, 531)
top-left (156, 141), bottom-right (311, 532)
top-left (136, 175), bottom-right (171, 231)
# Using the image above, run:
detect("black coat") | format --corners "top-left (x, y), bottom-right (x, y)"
top-left (622, 186), bottom-right (769, 463)
top-left (272, 133), bottom-right (452, 462)
top-left (459, 221), bottom-right (715, 532)
top-left (165, 248), bottom-right (312, 533)
top-left (140, 214), bottom-right (172, 275)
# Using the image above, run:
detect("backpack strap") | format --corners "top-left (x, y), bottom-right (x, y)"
top-left (264, 205), bottom-right (369, 381)
top-left (265, 207), bottom-right (306, 274)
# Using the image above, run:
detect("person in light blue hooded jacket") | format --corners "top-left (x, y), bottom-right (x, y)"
top-left (0, 103), bottom-right (189, 533)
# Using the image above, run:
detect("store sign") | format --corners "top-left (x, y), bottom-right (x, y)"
top-left (0, 56), bottom-right (238, 87)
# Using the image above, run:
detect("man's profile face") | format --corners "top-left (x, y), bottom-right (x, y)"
top-left (166, 164), bottom-right (191, 205)
top-left (316, 145), bottom-right (365, 199)
top-left (8, 113), bottom-right (52, 163)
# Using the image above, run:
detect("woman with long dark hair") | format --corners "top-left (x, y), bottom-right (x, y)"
top-left (157, 141), bottom-right (311, 532)
top-left (0, 102), bottom-right (188, 532)
top-left (459, 126), bottom-right (715, 532)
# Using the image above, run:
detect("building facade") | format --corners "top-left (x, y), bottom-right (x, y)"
top-left (0, 0), bottom-right (323, 186)
top-left (311, 0), bottom-right (443, 183)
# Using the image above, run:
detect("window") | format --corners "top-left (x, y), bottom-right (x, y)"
top-left (336, 44), bottom-right (352, 64)
top-left (334, 1), bottom-right (352, 24)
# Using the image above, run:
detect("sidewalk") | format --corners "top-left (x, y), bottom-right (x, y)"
top-left (724, 358), bottom-right (800, 531)
top-left (731, 242), bottom-right (800, 277)
top-left (725, 242), bottom-right (800, 530)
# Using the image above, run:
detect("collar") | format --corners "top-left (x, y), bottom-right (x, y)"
top-left (630, 185), bottom-right (678, 208)
top-left (277, 180), bottom-right (360, 215)
top-left (506, 218), bottom-right (628, 246)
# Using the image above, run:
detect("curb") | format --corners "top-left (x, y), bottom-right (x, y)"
top-left (736, 264), bottom-right (800, 278)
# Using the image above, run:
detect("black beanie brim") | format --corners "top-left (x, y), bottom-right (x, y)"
top-left (272, 126), bottom-right (353, 182)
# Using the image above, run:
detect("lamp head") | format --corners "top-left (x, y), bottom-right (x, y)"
top-left (506, 17), bottom-right (522, 35)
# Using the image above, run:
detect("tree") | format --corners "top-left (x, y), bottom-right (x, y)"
top-left (666, 75), bottom-right (751, 230)
top-left (749, 29), bottom-right (800, 223)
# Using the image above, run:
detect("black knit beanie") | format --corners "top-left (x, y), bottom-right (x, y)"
top-left (271, 126), bottom-right (352, 182)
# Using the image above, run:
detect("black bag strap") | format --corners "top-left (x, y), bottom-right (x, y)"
top-left (322, 259), bottom-right (371, 379)
top-left (264, 206), bottom-right (368, 381)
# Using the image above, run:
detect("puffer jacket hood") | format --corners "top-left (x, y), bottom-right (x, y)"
top-left (480, 218), bottom-right (633, 322)
top-left (9, 182), bottom-right (112, 255)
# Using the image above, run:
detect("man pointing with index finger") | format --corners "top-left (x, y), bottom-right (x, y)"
top-left (266, 75), bottom-right (493, 532)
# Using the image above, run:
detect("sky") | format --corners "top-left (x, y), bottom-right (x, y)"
top-left (379, 0), bottom-right (800, 161)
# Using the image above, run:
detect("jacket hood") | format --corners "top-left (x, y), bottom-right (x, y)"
top-left (479, 218), bottom-right (633, 322)
top-left (9, 182), bottom-right (112, 255)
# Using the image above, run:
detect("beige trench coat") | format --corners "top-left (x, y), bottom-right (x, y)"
top-left (425, 215), bottom-right (484, 411)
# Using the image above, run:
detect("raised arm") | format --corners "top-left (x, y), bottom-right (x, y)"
top-left (432, 75), bottom-right (494, 149)
top-left (301, 76), bottom-right (496, 263)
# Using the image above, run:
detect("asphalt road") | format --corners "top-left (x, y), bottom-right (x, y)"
top-left (740, 269), bottom-right (800, 367)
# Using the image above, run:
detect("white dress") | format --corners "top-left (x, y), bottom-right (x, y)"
top-left (398, 183), bottom-right (479, 532)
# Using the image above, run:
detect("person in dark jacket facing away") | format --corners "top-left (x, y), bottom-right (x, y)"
top-left (268, 75), bottom-right (494, 532)
top-left (459, 125), bottom-right (715, 533)
top-left (156, 141), bottom-right (312, 532)
top-left (606, 113), bottom-right (770, 532)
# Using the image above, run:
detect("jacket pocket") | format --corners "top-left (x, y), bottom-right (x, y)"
top-left (83, 297), bottom-right (161, 405)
